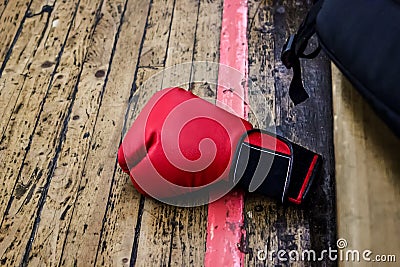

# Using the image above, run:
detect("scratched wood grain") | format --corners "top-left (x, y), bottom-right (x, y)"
top-left (0, 0), bottom-right (56, 149)
top-left (0, 0), bottom-right (31, 69)
top-left (247, 0), bottom-right (275, 130)
top-left (274, 3), bottom-right (337, 266)
top-left (0, 0), bottom-right (70, 216)
top-left (20, 0), bottom-right (128, 266)
top-left (0, 1), bottom-right (86, 265)
top-left (49, 3), bottom-right (134, 266)
top-left (244, 1), bottom-right (336, 266)
top-left (0, 0), bottom-right (109, 265)
top-left (168, 0), bottom-right (224, 265)
top-left (122, 0), bottom-right (176, 265)
top-left (189, 0), bottom-right (222, 100)
top-left (0, 0), bottom-right (9, 17)
top-left (161, 1), bottom-right (203, 266)
top-left (92, 1), bottom-right (152, 266)
top-left (132, 0), bottom-right (208, 266)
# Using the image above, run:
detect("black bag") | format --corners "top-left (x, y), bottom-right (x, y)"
top-left (281, 0), bottom-right (400, 137)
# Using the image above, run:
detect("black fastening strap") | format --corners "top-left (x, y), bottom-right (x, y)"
top-left (281, 0), bottom-right (324, 105)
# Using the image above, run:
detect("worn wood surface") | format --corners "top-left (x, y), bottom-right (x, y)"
top-left (332, 65), bottom-right (400, 267)
top-left (0, 0), bottom-right (337, 266)
top-left (245, 1), bottom-right (336, 266)
top-left (93, 1), bottom-right (151, 266)
top-left (0, 0), bottom-right (56, 139)
top-left (132, 0), bottom-right (217, 266)
top-left (27, 0), bottom-right (128, 266)
top-left (0, 0), bottom-right (31, 69)
top-left (0, 0), bottom-right (87, 265)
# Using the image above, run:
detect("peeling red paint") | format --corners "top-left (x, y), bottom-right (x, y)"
top-left (205, 0), bottom-right (249, 266)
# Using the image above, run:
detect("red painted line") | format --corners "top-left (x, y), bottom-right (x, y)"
top-left (205, 0), bottom-right (249, 266)
top-left (288, 154), bottom-right (319, 204)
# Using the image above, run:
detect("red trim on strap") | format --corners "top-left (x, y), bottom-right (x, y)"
top-left (205, 0), bottom-right (248, 266)
top-left (244, 131), bottom-right (291, 156)
top-left (288, 154), bottom-right (319, 204)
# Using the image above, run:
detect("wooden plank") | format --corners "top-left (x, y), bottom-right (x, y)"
top-left (57, 0), bottom-right (177, 265)
top-left (159, 1), bottom-right (208, 266)
top-left (0, 0), bottom-right (66, 209)
top-left (204, 0), bottom-right (249, 266)
top-left (0, 0), bottom-right (9, 18)
top-left (0, 0), bottom-right (55, 143)
top-left (189, 0), bottom-right (222, 98)
top-left (132, 0), bottom-right (205, 266)
top-left (247, 0), bottom-right (275, 129)
top-left (0, 0), bottom-right (104, 265)
top-left (125, 67), bottom-right (170, 267)
top-left (107, 0), bottom-right (222, 265)
top-left (161, 0), bottom-right (199, 90)
top-left (0, 0), bottom-right (31, 70)
top-left (332, 64), bottom-right (400, 266)
top-left (99, 65), bottom-right (166, 267)
top-left (274, 1), bottom-right (336, 261)
top-left (123, 0), bottom-right (177, 265)
top-left (244, 1), bottom-right (282, 265)
top-left (92, 1), bottom-right (152, 266)
top-left (0, 0), bottom-right (78, 222)
top-left (139, 0), bottom-right (175, 68)
top-left (22, 0), bottom-right (131, 266)
top-left (244, 0), bottom-right (336, 266)
top-left (170, 1), bottom-right (224, 266)
top-left (169, 206), bottom-right (207, 266)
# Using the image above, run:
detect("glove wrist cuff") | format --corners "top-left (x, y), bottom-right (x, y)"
top-left (231, 129), bottom-right (321, 204)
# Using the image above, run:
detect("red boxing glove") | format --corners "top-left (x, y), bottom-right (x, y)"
top-left (118, 88), bottom-right (321, 206)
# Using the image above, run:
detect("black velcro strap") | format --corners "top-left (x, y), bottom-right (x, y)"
top-left (281, 0), bottom-right (324, 105)
top-left (233, 142), bottom-right (291, 202)
top-left (289, 57), bottom-right (309, 105)
top-left (294, 0), bottom-right (324, 55)
top-left (231, 130), bottom-right (322, 204)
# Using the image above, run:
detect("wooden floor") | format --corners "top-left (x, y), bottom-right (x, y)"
top-left (0, 0), bottom-right (336, 266)
top-left (332, 65), bottom-right (400, 267)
